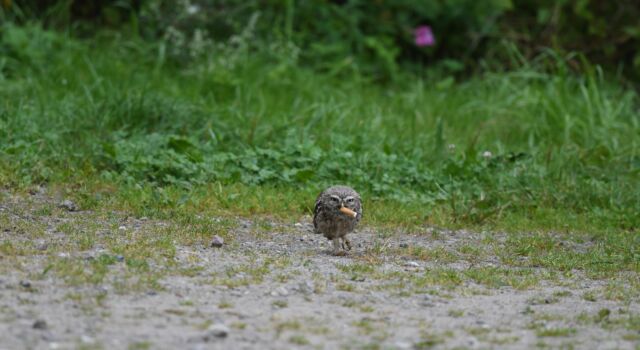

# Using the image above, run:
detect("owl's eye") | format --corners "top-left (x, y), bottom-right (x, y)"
top-left (346, 198), bottom-right (354, 203)
top-left (330, 197), bottom-right (340, 203)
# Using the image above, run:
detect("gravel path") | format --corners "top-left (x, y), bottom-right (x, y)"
top-left (0, 191), bottom-right (638, 350)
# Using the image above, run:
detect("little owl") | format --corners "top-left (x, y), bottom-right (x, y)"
top-left (313, 185), bottom-right (362, 255)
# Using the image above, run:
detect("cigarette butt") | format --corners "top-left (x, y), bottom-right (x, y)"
top-left (340, 206), bottom-right (358, 218)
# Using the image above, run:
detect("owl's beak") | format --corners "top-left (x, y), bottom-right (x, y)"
top-left (339, 206), bottom-right (358, 218)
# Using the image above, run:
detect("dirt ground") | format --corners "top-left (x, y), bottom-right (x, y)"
top-left (0, 190), bottom-right (638, 350)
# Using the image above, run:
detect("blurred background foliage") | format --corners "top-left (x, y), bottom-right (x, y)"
top-left (1, 1), bottom-right (638, 231)
top-left (2, 0), bottom-right (640, 81)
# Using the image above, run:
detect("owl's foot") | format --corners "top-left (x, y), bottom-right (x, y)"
top-left (332, 238), bottom-right (347, 256)
top-left (341, 238), bottom-right (352, 251)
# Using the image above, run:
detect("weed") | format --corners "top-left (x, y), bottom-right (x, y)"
top-left (218, 300), bottom-right (233, 309)
top-left (583, 291), bottom-right (598, 302)
top-left (352, 319), bottom-right (376, 335)
top-left (415, 331), bottom-right (447, 348)
top-left (336, 282), bottom-right (357, 292)
top-left (272, 300), bottom-right (288, 308)
top-left (274, 320), bottom-right (301, 335)
top-left (231, 322), bottom-right (247, 330)
top-left (128, 342), bottom-right (152, 350)
top-left (288, 335), bottom-right (310, 345)
top-left (536, 327), bottom-right (577, 337)
top-left (448, 309), bottom-right (464, 317)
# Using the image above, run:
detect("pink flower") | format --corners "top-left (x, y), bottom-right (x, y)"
top-left (414, 25), bottom-right (435, 47)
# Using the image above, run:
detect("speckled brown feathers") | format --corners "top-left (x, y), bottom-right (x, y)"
top-left (313, 186), bottom-right (362, 255)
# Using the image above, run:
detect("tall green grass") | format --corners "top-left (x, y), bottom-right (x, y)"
top-left (1, 23), bottom-right (638, 231)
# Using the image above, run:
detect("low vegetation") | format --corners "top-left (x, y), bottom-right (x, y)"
top-left (1, 24), bottom-right (639, 238)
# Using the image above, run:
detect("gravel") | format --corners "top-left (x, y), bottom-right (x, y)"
top-left (32, 320), bottom-right (47, 330)
top-left (204, 324), bottom-right (230, 340)
top-left (59, 200), bottom-right (77, 212)
top-left (210, 235), bottom-right (224, 248)
top-left (0, 191), bottom-right (638, 350)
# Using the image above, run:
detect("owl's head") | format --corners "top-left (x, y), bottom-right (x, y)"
top-left (318, 185), bottom-right (361, 216)
top-left (326, 194), bottom-right (358, 211)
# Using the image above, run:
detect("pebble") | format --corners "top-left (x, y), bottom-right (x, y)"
top-left (59, 200), bottom-right (77, 212)
top-left (29, 186), bottom-right (46, 196)
top-left (404, 261), bottom-right (420, 268)
top-left (118, 226), bottom-right (127, 231)
top-left (210, 235), bottom-right (224, 248)
top-left (36, 242), bottom-right (48, 251)
top-left (419, 295), bottom-right (435, 307)
top-left (20, 280), bottom-right (32, 289)
top-left (80, 335), bottom-right (95, 344)
top-left (399, 243), bottom-right (409, 248)
top-left (475, 320), bottom-right (490, 329)
top-left (298, 281), bottom-right (314, 295)
top-left (33, 319), bottom-right (47, 330)
top-left (83, 254), bottom-right (95, 261)
top-left (204, 323), bottom-right (229, 340)
top-left (394, 341), bottom-right (412, 350)
top-left (294, 223), bottom-right (303, 228)
top-left (467, 336), bottom-right (480, 349)
top-left (270, 286), bottom-right (289, 297)
top-left (115, 255), bottom-right (125, 262)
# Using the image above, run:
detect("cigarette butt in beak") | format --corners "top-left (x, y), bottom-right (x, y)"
top-left (340, 206), bottom-right (358, 218)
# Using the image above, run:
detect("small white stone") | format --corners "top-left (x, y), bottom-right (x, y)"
top-left (273, 286), bottom-right (288, 296)
top-left (394, 341), bottom-right (412, 350)
top-left (118, 226), bottom-right (126, 231)
top-left (59, 200), bottom-right (77, 212)
top-left (81, 335), bottom-right (95, 344)
top-left (210, 235), bottom-right (224, 248)
top-left (404, 261), bottom-right (420, 268)
top-left (482, 151), bottom-right (493, 158)
top-left (206, 323), bottom-right (229, 338)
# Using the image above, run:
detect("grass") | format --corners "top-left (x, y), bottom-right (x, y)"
top-left (0, 22), bottom-right (638, 307)
top-left (535, 327), bottom-right (577, 337)
top-left (288, 335), bottom-right (310, 345)
top-left (1, 23), bottom-right (639, 237)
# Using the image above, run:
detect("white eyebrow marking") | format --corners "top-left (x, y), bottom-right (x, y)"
top-left (330, 195), bottom-right (341, 201)
top-left (344, 196), bottom-right (355, 201)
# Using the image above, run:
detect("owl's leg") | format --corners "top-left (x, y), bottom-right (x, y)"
top-left (332, 238), bottom-right (346, 256)
top-left (343, 237), bottom-right (352, 251)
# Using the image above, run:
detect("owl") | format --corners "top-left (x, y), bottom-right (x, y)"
top-left (313, 185), bottom-right (363, 256)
